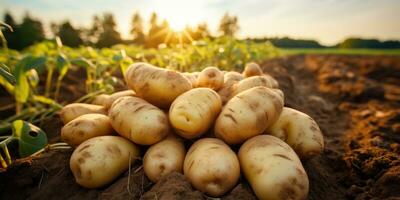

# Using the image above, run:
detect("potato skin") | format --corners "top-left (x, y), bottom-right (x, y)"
top-left (92, 94), bottom-right (109, 106)
top-left (61, 114), bottom-right (114, 147)
top-left (103, 90), bottom-right (136, 109)
top-left (218, 71), bottom-right (244, 104)
top-left (60, 103), bottom-right (107, 124)
top-left (239, 135), bottom-right (309, 200)
top-left (230, 75), bottom-right (277, 99)
top-left (169, 88), bottom-right (222, 139)
top-left (182, 72), bottom-right (199, 88)
top-left (143, 136), bottom-right (186, 182)
top-left (243, 62), bottom-right (263, 78)
top-left (124, 62), bottom-right (192, 109)
top-left (224, 71), bottom-right (244, 83)
top-left (197, 67), bottom-right (224, 90)
top-left (215, 86), bottom-right (284, 145)
top-left (108, 96), bottom-right (169, 145)
top-left (70, 136), bottom-right (140, 189)
top-left (184, 138), bottom-right (240, 197)
top-left (266, 107), bottom-right (324, 159)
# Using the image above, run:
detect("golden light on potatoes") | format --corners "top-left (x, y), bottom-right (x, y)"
top-left (169, 88), bottom-right (222, 139)
top-left (218, 71), bottom-right (244, 104)
top-left (143, 136), bottom-right (186, 182)
top-left (70, 136), bottom-right (140, 189)
top-left (61, 114), bottom-right (114, 147)
top-left (266, 107), bottom-right (324, 159)
top-left (229, 75), bottom-right (277, 99)
top-left (60, 103), bottom-right (107, 124)
top-left (242, 62), bottom-right (262, 78)
top-left (197, 66), bottom-right (224, 90)
top-left (108, 96), bottom-right (169, 145)
top-left (215, 86), bottom-right (284, 145)
top-left (184, 138), bottom-right (240, 197)
top-left (239, 135), bottom-right (309, 200)
top-left (124, 62), bottom-right (192, 109)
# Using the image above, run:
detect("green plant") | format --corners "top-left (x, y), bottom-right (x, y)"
top-left (0, 120), bottom-right (69, 171)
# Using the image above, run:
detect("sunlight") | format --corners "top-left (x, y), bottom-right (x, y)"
top-left (168, 20), bottom-right (186, 32)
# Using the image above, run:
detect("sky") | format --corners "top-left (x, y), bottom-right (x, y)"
top-left (0, 0), bottom-right (399, 45)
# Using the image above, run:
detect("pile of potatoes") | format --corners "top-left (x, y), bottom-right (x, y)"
top-left (60, 62), bottom-right (324, 200)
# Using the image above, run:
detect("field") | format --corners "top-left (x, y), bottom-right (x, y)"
top-left (281, 48), bottom-right (400, 56)
top-left (0, 40), bottom-right (399, 199)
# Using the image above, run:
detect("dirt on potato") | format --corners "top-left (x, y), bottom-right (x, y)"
top-left (0, 55), bottom-right (399, 200)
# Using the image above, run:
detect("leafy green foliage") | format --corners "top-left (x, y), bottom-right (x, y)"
top-left (11, 120), bottom-right (47, 157)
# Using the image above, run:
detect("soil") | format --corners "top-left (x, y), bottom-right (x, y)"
top-left (0, 55), bottom-right (399, 200)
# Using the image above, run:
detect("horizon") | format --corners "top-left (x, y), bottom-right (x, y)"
top-left (1, 0), bottom-right (399, 46)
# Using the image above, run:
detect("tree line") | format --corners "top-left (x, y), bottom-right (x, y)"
top-left (2, 11), bottom-right (240, 49)
top-left (2, 11), bottom-right (399, 50)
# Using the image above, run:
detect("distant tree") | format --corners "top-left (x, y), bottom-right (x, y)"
top-left (83, 15), bottom-right (103, 45)
top-left (17, 14), bottom-right (45, 49)
top-left (338, 38), bottom-right (400, 49)
top-left (218, 13), bottom-right (239, 37)
top-left (52, 21), bottom-right (83, 47)
top-left (3, 12), bottom-right (18, 49)
top-left (130, 12), bottom-right (145, 44)
top-left (193, 22), bottom-right (210, 39)
top-left (96, 13), bottom-right (122, 48)
top-left (265, 37), bottom-right (324, 48)
top-left (146, 12), bottom-right (164, 48)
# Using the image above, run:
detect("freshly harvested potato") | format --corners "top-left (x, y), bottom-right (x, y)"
top-left (143, 136), bottom-right (186, 182)
top-left (92, 94), bottom-right (109, 106)
top-left (265, 107), bottom-right (324, 159)
top-left (184, 138), bottom-right (240, 197)
top-left (169, 88), bottom-right (222, 139)
top-left (60, 103), bottom-right (107, 124)
top-left (108, 96), bottom-right (169, 145)
top-left (103, 90), bottom-right (136, 109)
top-left (242, 62), bottom-right (263, 78)
top-left (239, 135), bottom-right (309, 200)
top-left (229, 75), bottom-right (277, 99)
top-left (124, 62), bottom-right (192, 109)
top-left (263, 74), bottom-right (279, 88)
top-left (197, 67), bottom-right (224, 90)
top-left (182, 72), bottom-right (199, 88)
top-left (215, 86), bottom-right (284, 145)
top-left (61, 114), bottom-right (114, 147)
top-left (218, 71), bottom-right (244, 104)
top-left (224, 71), bottom-right (244, 82)
top-left (70, 136), bottom-right (140, 189)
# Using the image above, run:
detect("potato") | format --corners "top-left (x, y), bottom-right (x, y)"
top-left (103, 90), bottom-right (136, 109)
top-left (215, 86), bottom-right (284, 145)
top-left (197, 67), bottom-right (224, 90)
top-left (143, 136), bottom-right (186, 182)
top-left (265, 107), bottom-right (324, 159)
top-left (108, 96), bottom-right (169, 145)
top-left (70, 136), bottom-right (140, 188)
top-left (218, 72), bottom-right (244, 104)
top-left (169, 88), bottom-right (222, 139)
top-left (184, 138), bottom-right (240, 197)
top-left (243, 62), bottom-right (262, 78)
top-left (239, 135), bottom-right (309, 200)
top-left (92, 94), bottom-right (109, 106)
top-left (61, 114), bottom-right (114, 147)
top-left (224, 71), bottom-right (244, 82)
top-left (60, 103), bottom-right (107, 124)
top-left (182, 72), bottom-right (199, 88)
top-left (263, 74), bottom-right (279, 88)
top-left (124, 62), bottom-right (192, 109)
top-left (229, 75), bottom-right (277, 99)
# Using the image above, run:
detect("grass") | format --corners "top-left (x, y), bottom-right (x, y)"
top-left (280, 48), bottom-right (400, 56)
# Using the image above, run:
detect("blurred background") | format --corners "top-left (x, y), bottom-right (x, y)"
top-left (1, 0), bottom-right (399, 50)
